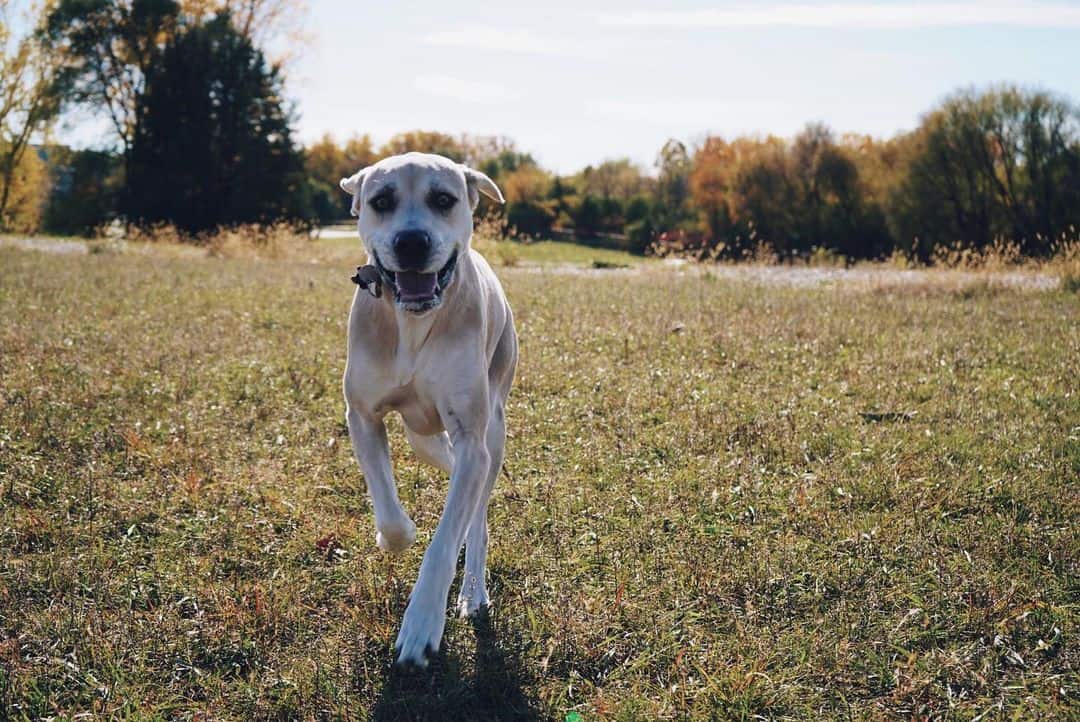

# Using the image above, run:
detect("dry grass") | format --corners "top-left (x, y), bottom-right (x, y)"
top-left (0, 240), bottom-right (1077, 720)
top-left (73, 221), bottom-right (638, 271)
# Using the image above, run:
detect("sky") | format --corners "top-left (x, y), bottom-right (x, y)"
top-left (61, 0), bottom-right (1080, 175)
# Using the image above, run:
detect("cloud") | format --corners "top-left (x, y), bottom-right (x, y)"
top-left (421, 24), bottom-right (602, 59)
top-left (413, 74), bottom-right (519, 104)
top-left (598, 3), bottom-right (1080, 29)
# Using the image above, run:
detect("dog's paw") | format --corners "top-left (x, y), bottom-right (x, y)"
top-left (456, 577), bottom-right (490, 618)
top-left (394, 592), bottom-right (447, 667)
top-left (376, 516), bottom-right (416, 554)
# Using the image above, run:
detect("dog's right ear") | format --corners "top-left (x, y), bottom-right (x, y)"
top-left (340, 169), bottom-right (368, 217)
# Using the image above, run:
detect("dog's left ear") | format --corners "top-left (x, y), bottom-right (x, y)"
top-left (340, 168), bottom-right (368, 217)
top-left (462, 166), bottom-right (505, 210)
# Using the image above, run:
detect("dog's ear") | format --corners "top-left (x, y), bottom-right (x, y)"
top-left (462, 166), bottom-right (505, 210)
top-left (339, 168), bottom-right (368, 217)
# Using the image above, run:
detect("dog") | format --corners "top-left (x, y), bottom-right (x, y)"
top-left (338, 152), bottom-right (517, 666)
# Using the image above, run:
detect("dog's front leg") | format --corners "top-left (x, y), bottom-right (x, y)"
top-left (395, 399), bottom-right (490, 666)
top-left (346, 406), bottom-right (416, 553)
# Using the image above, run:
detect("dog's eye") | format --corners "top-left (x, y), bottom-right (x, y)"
top-left (430, 192), bottom-right (457, 211)
top-left (369, 194), bottom-right (395, 213)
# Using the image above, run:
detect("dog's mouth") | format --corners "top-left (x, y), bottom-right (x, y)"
top-left (374, 250), bottom-right (458, 313)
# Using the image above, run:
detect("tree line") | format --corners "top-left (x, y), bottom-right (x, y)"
top-left (2, 0), bottom-right (1078, 259)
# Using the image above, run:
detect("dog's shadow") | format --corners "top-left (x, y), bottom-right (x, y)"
top-left (371, 608), bottom-right (543, 721)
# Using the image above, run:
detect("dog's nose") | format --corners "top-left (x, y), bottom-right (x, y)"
top-left (393, 229), bottom-right (431, 271)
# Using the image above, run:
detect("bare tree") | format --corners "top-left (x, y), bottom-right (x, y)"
top-left (181, 0), bottom-right (308, 66)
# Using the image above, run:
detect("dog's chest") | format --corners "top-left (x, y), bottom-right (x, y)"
top-left (372, 379), bottom-right (443, 435)
top-left (347, 347), bottom-right (445, 435)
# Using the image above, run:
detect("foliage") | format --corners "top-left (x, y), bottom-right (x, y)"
top-left (20, 7), bottom-right (1080, 260)
top-left (0, 0), bottom-right (62, 230)
top-left (653, 138), bottom-right (693, 232)
top-left (39, 146), bottom-right (121, 235)
top-left (378, 130), bottom-right (467, 162)
top-left (304, 132), bottom-right (376, 222)
top-left (44, 0), bottom-right (181, 158)
top-left (44, 0), bottom-right (312, 233)
top-left (124, 12), bottom-right (312, 232)
top-left (180, 0), bottom-right (308, 66)
top-left (577, 158), bottom-right (650, 204)
top-left (684, 127), bottom-right (892, 260)
top-left (890, 86), bottom-right (1080, 258)
top-left (0, 145), bottom-right (49, 231)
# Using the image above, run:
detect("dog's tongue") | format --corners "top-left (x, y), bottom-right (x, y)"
top-left (395, 270), bottom-right (438, 301)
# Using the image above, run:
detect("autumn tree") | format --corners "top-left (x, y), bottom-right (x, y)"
top-left (689, 137), bottom-right (737, 243)
top-left (579, 158), bottom-right (649, 203)
top-left (378, 131), bottom-right (466, 161)
top-left (305, 132), bottom-right (375, 221)
top-left (500, 164), bottom-right (553, 236)
top-left (0, 0), bottom-right (61, 230)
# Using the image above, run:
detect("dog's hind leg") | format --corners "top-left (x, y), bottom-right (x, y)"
top-left (457, 399), bottom-right (505, 617)
top-left (405, 427), bottom-right (453, 474)
top-left (346, 407), bottom-right (416, 553)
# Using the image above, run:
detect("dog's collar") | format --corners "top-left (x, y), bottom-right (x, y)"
top-left (351, 265), bottom-right (382, 298)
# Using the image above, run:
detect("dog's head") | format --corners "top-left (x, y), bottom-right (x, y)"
top-left (340, 152), bottom-right (504, 313)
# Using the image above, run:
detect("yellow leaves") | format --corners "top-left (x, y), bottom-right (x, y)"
top-left (0, 145), bottom-right (49, 232)
top-left (502, 165), bottom-right (552, 205)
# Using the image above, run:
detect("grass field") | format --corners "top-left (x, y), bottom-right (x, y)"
top-left (1, 241), bottom-right (1077, 720)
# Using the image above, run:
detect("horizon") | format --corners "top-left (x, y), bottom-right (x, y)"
top-left (52, 0), bottom-right (1080, 175)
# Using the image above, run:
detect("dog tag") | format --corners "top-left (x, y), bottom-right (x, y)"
top-left (351, 265), bottom-right (382, 298)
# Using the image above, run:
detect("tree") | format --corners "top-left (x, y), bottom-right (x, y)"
top-left (0, 145), bottom-right (49, 231)
top-left (892, 86), bottom-right (1080, 256)
top-left (654, 139), bottom-right (692, 231)
top-left (690, 136), bottom-right (737, 243)
top-left (124, 12), bottom-right (311, 231)
top-left (44, 0), bottom-right (311, 231)
top-left (500, 164), bottom-right (553, 237)
top-left (305, 132), bottom-right (375, 222)
top-left (579, 158), bottom-right (649, 203)
top-left (180, 0), bottom-right (307, 63)
top-left (547, 175), bottom-right (574, 227)
top-left (379, 131), bottom-right (465, 161)
top-left (570, 194), bottom-right (604, 237)
top-left (0, 0), bottom-right (62, 229)
top-left (42, 146), bottom-right (121, 234)
top-left (464, 136), bottom-right (526, 170)
top-left (44, 0), bottom-right (181, 178)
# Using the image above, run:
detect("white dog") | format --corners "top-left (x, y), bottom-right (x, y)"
top-left (338, 153), bottom-right (517, 666)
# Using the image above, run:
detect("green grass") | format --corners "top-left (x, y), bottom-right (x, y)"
top-left (0, 246), bottom-right (1077, 720)
top-left (493, 240), bottom-right (640, 267)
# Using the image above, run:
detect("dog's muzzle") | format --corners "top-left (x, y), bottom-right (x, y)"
top-left (371, 250), bottom-right (458, 313)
